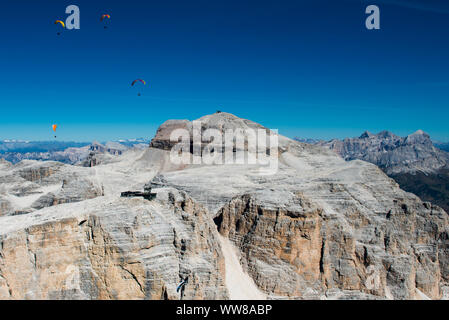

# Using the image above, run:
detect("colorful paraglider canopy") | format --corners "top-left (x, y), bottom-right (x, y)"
top-left (131, 79), bottom-right (146, 86)
top-left (100, 14), bottom-right (111, 21)
top-left (54, 20), bottom-right (65, 28)
top-left (52, 124), bottom-right (57, 132)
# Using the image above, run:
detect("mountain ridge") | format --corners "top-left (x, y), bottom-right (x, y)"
top-left (304, 129), bottom-right (449, 175)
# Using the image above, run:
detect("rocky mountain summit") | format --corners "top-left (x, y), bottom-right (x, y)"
top-left (0, 113), bottom-right (448, 300)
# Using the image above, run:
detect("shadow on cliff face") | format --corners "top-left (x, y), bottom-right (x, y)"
top-left (390, 168), bottom-right (449, 213)
top-left (213, 213), bottom-right (223, 230)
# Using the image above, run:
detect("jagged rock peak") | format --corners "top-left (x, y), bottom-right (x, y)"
top-left (359, 131), bottom-right (373, 139)
top-left (405, 130), bottom-right (431, 145)
top-left (407, 129), bottom-right (430, 139)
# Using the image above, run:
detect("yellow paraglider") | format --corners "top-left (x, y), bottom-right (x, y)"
top-left (54, 20), bottom-right (65, 28)
top-left (54, 20), bottom-right (65, 36)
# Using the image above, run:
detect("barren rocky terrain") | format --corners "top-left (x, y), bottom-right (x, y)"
top-left (0, 112), bottom-right (448, 300)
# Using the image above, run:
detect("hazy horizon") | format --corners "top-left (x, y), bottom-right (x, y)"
top-left (1, 124), bottom-right (449, 144)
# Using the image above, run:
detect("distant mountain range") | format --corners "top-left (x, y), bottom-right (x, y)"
top-left (295, 130), bottom-right (449, 212)
top-left (0, 140), bottom-right (90, 153)
top-left (0, 139), bottom-right (149, 164)
top-left (295, 135), bottom-right (449, 155)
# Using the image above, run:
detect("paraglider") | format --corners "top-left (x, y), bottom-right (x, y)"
top-left (100, 14), bottom-right (110, 29)
top-left (52, 124), bottom-right (57, 138)
top-left (131, 79), bottom-right (146, 86)
top-left (131, 79), bottom-right (146, 96)
top-left (54, 20), bottom-right (65, 35)
top-left (176, 277), bottom-right (188, 295)
top-left (54, 20), bottom-right (65, 28)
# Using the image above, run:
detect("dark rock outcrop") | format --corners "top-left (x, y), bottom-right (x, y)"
top-left (120, 190), bottom-right (156, 201)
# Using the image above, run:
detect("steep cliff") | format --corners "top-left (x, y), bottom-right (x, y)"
top-left (0, 189), bottom-right (227, 299)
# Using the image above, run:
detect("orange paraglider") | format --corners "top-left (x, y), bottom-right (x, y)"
top-left (52, 124), bottom-right (57, 138)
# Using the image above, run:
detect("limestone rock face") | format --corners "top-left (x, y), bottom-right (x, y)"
top-left (0, 190), bottom-right (227, 300)
top-left (150, 120), bottom-right (191, 151)
top-left (214, 193), bottom-right (324, 297)
top-left (149, 112), bottom-right (292, 155)
top-left (0, 196), bottom-right (13, 217)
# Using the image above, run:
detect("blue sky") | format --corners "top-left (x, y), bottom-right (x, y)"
top-left (0, 0), bottom-right (448, 142)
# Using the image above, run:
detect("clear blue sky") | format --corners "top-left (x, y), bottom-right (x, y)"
top-left (0, 0), bottom-right (448, 142)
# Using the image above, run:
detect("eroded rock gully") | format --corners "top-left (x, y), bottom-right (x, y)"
top-left (213, 193), bottom-right (449, 299)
